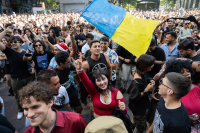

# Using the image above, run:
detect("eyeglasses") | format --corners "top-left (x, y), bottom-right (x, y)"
top-left (9, 41), bottom-right (20, 43)
top-left (35, 44), bottom-right (42, 47)
top-left (159, 79), bottom-right (172, 89)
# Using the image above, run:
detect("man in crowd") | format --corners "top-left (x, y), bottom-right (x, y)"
top-left (165, 19), bottom-right (175, 32)
top-left (146, 39), bottom-right (166, 78)
top-left (116, 45), bottom-right (136, 92)
top-left (43, 24), bottom-right (49, 36)
top-left (160, 32), bottom-right (180, 62)
top-left (49, 19), bottom-right (61, 37)
top-left (19, 81), bottom-right (87, 133)
top-left (147, 72), bottom-right (191, 133)
top-left (55, 51), bottom-right (83, 114)
top-left (0, 27), bottom-right (32, 120)
top-left (37, 69), bottom-right (70, 111)
top-left (180, 20), bottom-right (192, 41)
top-left (81, 33), bottom-right (94, 58)
top-left (58, 27), bottom-right (70, 43)
top-left (178, 38), bottom-right (200, 61)
top-left (89, 25), bottom-right (96, 34)
top-left (100, 36), bottom-right (119, 85)
top-left (77, 25), bottom-right (90, 51)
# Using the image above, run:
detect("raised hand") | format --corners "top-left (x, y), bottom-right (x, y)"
top-left (73, 59), bottom-right (82, 71)
top-left (6, 26), bottom-right (13, 33)
top-left (69, 26), bottom-right (75, 38)
top-left (118, 100), bottom-right (125, 111)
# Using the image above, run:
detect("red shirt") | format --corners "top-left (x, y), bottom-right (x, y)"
top-left (181, 85), bottom-right (200, 116)
top-left (24, 110), bottom-right (87, 133)
top-left (78, 70), bottom-right (127, 116)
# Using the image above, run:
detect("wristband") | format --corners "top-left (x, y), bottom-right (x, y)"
top-left (143, 90), bottom-right (147, 94)
top-left (123, 58), bottom-right (125, 61)
top-left (76, 68), bottom-right (83, 73)
top-left (187, 58), bottom-right (194, 65)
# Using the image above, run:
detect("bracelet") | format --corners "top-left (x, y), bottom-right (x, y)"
top-left (70, 36), bottom-right (75, 40)
top-left (76, 68), bottom-right (83, 73)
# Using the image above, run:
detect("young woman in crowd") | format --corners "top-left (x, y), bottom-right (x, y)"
top-left (74, 57), bottom-right (127, 118)
top-left (36, 28), bottom-right (44, 40)
top-left (49, 29), bottom-right (59, 44)
top-left (24, 28), bottom-right (36, 44)
top-left (127, 54), bottom-right (155, 133)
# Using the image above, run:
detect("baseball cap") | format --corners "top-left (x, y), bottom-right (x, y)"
top-left (84, 116), bottom-right (128, 133)
top-left (44, 24), bottom-right (48, 27)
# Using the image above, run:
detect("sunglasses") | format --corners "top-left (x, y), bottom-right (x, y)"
top-left (175, 31), bottom-right (179, 33)
top-left (9, 41), bottom-right (20, 43)
top-left (35, 44), bottom-right (42, 47)
top-left (185, 23), bottom-right (190, 25)
top-left (159, 79), bottom-right (172, 89)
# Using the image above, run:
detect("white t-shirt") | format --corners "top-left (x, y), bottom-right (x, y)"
top-left (53, 86), bottom-right (69, 106)
top-left (81, 43), bottom-right (90, 54)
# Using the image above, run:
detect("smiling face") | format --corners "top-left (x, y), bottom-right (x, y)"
top-left (90, 42), bottom-right (101, 56)
top-left (95, 74), bottom-right (108, 90)
top-left (50, 76), bottom-right (61, 95)
top-left (23, 96), bottom-right (53, 127)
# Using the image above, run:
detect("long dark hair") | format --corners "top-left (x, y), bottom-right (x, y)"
top-left (49, 29), bottom-right (57, 43)
top-left (33, 40), bottom-right (46, 51)
top-left (136, 54), bottom-right (155, 76)
top-left (24, 28), bottom-right (34, 41)
top-left (91, 69), bottom-right (116, 94)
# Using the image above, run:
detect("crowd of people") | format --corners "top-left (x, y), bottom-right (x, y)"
top-left (0, 9), bottom-right (200, 133)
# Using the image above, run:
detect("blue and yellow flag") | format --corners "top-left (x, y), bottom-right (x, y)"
top-left (81, 0), bottom-right (159, 57)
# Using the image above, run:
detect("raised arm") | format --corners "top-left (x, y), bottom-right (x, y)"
top-left (74, 58), bottom-right (95, 95)
top-left (0, 26), bottom-right (13, 51)
top-left (69, 26), bottom-right (77, 59)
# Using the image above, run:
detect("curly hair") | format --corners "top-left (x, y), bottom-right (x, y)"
top-left (19, 81), bottom-right (53, 106)
top-left (33, 40), bottom-right (46, 50)
top-left (37, 69), bottom-right (57, 84)
top-left (55, 51), bottom-right (69, 66)
top-left (162, 59), bottom-right (194, 78)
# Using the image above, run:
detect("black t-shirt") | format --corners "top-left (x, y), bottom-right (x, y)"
top-left (146, 47), bottom-right (166, 77)
top-left (190, 54), bottom-right (200, 61)
top-left (3, 47), bottom-right (31, 78)
top-left (116, 45), bottom-right (136, 64)
top-left (153, 97), bottom-right (191, 133)
top-left (50, 26), bottom-right (61, 37)
top-left (32, 50), bottom-right (54, 73)
top-left (55, 66), bottom-right (76, 99)
top-left (75, 33), bottom-right (86, 51)
top-left (0, 114), bottom-right (15, 132)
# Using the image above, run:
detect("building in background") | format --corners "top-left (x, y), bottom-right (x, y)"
top-left (176, 0), bottom-right (200, 9)
top-left (9, 0), bottom-right (37, 13)
top-left (0, 0), bottom-right (12, 14)
top-left (56, 0), bottom-right (112, 12)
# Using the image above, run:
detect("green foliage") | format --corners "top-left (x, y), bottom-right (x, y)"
top-left (160, 0), bottom-right (175, 9)
top-left (118, 0), bottom-right (137, 9)
top-left (38, 0), bottom-right (59, 10)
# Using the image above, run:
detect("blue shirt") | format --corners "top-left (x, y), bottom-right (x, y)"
top-left (160, 43), bottom-right (180, 62)
top-left (103, 47), bottom-right (119, 81)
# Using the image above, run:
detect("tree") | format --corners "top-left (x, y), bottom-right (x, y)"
top-left (160, 0), bottom-right (175, 9)
top-left (118, 0), bottom-right (137, 9)
top-left (38, 0), bottom-right (59, 10)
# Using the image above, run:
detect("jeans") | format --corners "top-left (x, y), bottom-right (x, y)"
top-left (12, 76), bottom-right (32, 112)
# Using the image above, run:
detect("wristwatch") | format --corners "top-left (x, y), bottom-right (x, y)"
top-left (123, 58), bottom-right (125, 61)
top-left (143, 90), bottom-right (147, 94)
